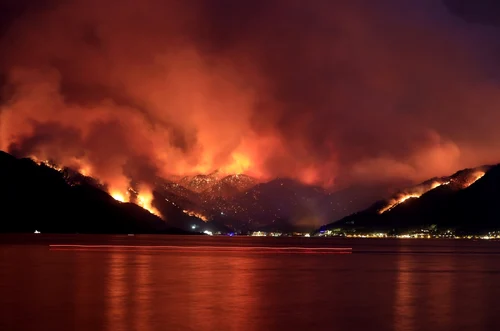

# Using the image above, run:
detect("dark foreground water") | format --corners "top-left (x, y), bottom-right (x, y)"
top-left (1, 235), bottom-right (500, 331)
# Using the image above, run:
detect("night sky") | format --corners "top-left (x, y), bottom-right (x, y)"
top-left (1, 0), bottom-right (500, 191)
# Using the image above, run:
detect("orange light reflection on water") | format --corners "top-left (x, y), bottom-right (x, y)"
top-left (106, 251), bottom-right (127, 331)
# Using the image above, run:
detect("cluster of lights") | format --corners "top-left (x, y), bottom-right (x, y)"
top-left (318, 230), bottom-right (500, 240)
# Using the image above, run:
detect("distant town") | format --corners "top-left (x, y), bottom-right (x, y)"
top-left (203, 229), bottom-right (500, 240)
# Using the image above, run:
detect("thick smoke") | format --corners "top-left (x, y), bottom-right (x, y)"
top-left (1, 0), bottom-right (500, 190)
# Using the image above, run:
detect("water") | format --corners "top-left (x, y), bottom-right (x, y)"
top-left (1, 235), bottom-right (500, 331)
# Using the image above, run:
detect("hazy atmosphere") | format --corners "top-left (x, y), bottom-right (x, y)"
top-left (1, 0), bottom-right (500, 192)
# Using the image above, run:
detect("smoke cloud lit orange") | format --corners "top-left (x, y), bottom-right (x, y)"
top-left (1, 0), bottom-right (500, 193)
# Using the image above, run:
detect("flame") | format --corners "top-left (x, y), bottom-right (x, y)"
top-left (110, 185), bottom-right (162, 218)
top-left (378, 194), bottom-right (421, 214)
top-left (30, 156), bottom-right (64, 172)
top-left (136, 185), bottom-right (161, 217)
top-left (463, 171), bottom-right (485, 188)
top-left (378, 180), bottom-right (450, 214)
top-left (221, 152), bottom-right (252, 175)
top-left (68, 157), bottom-right (93, 177)
top-left (79, 166), bottom-right (92, 177)
top-left (111, 191), bottom-right (128, 203)
top-left (182, 210), bottom-right (208, 222)
top-left (30, 156), bottom-right (164, 218)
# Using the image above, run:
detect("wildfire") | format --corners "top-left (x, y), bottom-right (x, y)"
top-left (221, 152), bottom-right (252, 175)
top-left (182, 209), bottom-right (208, 222)
top-left (79, 166), bottom-right (91, 177)
top-left (463, 171), bottom-right (485, 188)
top-left (378, 194), bottom-right (421, 214)
top-left (378, 180), bottom-right (450, 214)
top-left (136, 185), bottom-right (161, 217)
top-left (111, 191), bottom-right (129, 203)
top-left (109, 186), bottom-right (161, 217)
top-left (68, 157), bottom-right (93, 177)
top-left (30, 156), bottom-right (63, 172)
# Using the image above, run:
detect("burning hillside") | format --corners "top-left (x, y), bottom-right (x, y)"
top-left (318, 164), bottom-right (497, 234)
top-left (20, 153), bottom-right (386, 232)
top-left (377, 167), bottom-right (489, 214)
top-left (2, 0), bottom-right (500, 196)
top-left (378, 180), bottom-right (450, 214)
top-left (30, 156), bottom-right (162, 217)
top-left (0, 151), bottom-right (186, 234)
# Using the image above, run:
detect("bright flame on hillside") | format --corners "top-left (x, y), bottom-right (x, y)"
top-left (221, 152), bottom-right (252, 175)
top-left (136, 185), bottom-right (161, 217)
top-left (182, 209), bottom-right (208, 222)
top-left (463, 171), bottom-right (485, 188)
top-left (111, 191), bottom-right (128, 203)
top-left (378, 180), bottom-right (450, 214)
top-left (30, 156), bottom-right (161, 219)
top-left (30, 156), bottom-right (63, 172)
top-left (379, 194), bottom-right (421, 214)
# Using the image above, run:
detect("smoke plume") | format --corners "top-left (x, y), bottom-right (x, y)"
top-left (1, 0), bottom-right (500, 191)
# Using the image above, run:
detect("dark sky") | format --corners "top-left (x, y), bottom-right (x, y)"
top-left (1, 0), bottom-right (500, 191)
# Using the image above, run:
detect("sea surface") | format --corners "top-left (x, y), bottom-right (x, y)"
top-left (1, 235), bottom-right (500, 331)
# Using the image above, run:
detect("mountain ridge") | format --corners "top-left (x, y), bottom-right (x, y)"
top-left (316, 164), bottom-right (499, 235)
top-left (0, 151), bottom-right (190, 234)
top-left (0, 150), bottom-right (392, 233)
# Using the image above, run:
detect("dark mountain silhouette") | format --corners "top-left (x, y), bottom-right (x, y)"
top-left (0, 150), bottom-right (392, 234)
top-left (197, 178), bottom-right (390, 232)
top-left (0, 151), bottom-right (188, 234)
top-left (317, 164), bottom-right (500, 234)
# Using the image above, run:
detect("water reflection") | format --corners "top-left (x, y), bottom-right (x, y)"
top-left (106, 250), bottom-right (127, 331)
top-left (224, 257), bottom-right (255, 331)
top-left (134, 253), bottom-right (152, 331)
top-left (392, 245), bottom-right (497, 331)
top-left (394, 248), bottom-right (416, 331)
top-left (3, 238), bottom-right (500, 331)
top-left (75, 252), bottom-right (90, 330)
top-left (427, 254), bottom-right (453, 331)
top-left (103, 251), bottom-right (259, 331)
top-left (181, 254), bottom-right (258, 331)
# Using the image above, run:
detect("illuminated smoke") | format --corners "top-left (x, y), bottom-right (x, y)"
top-left (136, 184), bottom-right (161, 217)
top-left (462, 171), bottom-right (485, 188)
top-left (110, 191), bottom-right (128, 204)
top-left (1, 0), bottom-right (500, 191)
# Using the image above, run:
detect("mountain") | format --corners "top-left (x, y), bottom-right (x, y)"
top-left (189, 178), bottom-right (389, 232)
top-left (202, 174), bottom-right (257, 199)
top-left (316, 165), bottom-right (498, 234)
top-left (178, 171), bottom-right (224, 193)
top-left (0, 151), bottom-right (188, 234)
top-left (2, 151), bottom-right (391, 234)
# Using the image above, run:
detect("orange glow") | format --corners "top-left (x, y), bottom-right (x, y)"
top-left (79, 166), bottom-right (92, 177)
top-left (136, 185), bottom-right (161, 217)
top-left (111, 191), bottom-right (128, 203)
top-left (379, 180), bottom-right (450, 214)
top-left (30, 156), bottom-right (63, 172)
top-left (379, 194), bottom-right (421, 214)
top-left (182, 210), bottom-right (208, 222)
top-left (462, 171), bottom-right (485, 188)
top-left (4, 0), bottom-right (500, 193)
top-left (49, 244), bottom-right (353, 254)
top-left (68, 158), bottom-right (93, 177)
top-left (221, 152), bottom-right (252, 175)
top-left (31, 154), bottom-right (165, 217)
